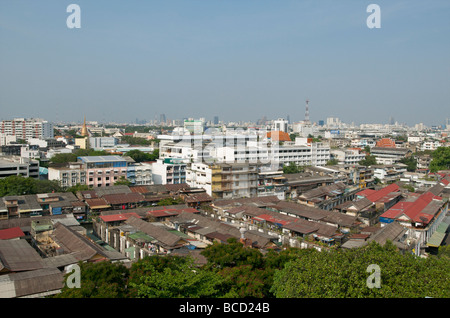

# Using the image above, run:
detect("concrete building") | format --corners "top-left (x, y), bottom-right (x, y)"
top-left (151, 158), bottom-right (186, 185)
top-left (77, 155), bottom-right (135, 188)
top-left (133, 162), bottom-right (153, 185)
top-left (48, 162), bottom-right (86, 188)
top-left (89, 137), bottom-right (119, 149)
top-left (0, 118), bottom-right (53, 140)
top-left (370, 147), bottom-right (411, 165)
top-left (272, 118), bottom-right (288, 132)
top-left (0, 156), bottom-right (39, 179)
top-left (330, 148), bottom-right (366, 165)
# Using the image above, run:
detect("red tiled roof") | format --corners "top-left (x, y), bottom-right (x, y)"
top-left (365, 183), bottom-right (400, 203)
top-left (381, 191), bottom-right (442, 224)
top-left (376, 138), bottom-right (396, 148)
top-left (0, 227), bottom-right (25, 240)
top-left (147, 207), bottom-right (199, 218)
top-left (357, 189), bottom-right (376, 197)
top-left (252, 214), bottom-right (290, 226)
top-left (99, 212), bottom-right (142, 223)
top-left (266, 131), bottom-right (291, 142)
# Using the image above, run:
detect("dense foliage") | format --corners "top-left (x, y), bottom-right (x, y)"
top-left (50, 149), bottom-right (109, 164)
top-left (55, 240), bottom-right (450, 298)
top-left (359, 154), bottom-right (377, 166)
top-left (429, 146), bottom-right (450, 172)
top-left (125, 149), bottom-right (159, 163)
top-left (282, 162), bottom-right (305, 174)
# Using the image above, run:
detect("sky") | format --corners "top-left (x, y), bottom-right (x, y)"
top-left (1, 0), bottom-right (449, 126)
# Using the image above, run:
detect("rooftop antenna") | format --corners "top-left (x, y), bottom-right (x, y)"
top-left (304, 99), bottom-right (310, 124)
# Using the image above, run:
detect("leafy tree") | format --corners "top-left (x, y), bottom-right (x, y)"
top-left (326, 159), bottom-right (339, 166)
top-left (32, 179), bottom-right (62, 194)
top-left (400, 156), bottom-right (417, 172)
top-left (270, 241), bottom-right (450, 298)
top-left (157, 197), bottom-right (183, 206)
top-left (429, 146), bottom-right (450, 172)
top-left (49, 149), bottom-right (109, 165)
top-left (201, 238), bottom-right (264, 269)
top-left (128, 256), bottom-right (228, 298)
top-left (55, 261), bottom-right (129, 298)
top-left (282, 162), bottom-right (305, 174)
top-left (66, 184), bottom-right (90, 194)
top-left (126, 149), bottom-right (159, 163)
top-left (218, 265), bottom-right (271, 298)
top-left (359, 155), bottom-right (377, 166)
top-left (0, 176), bottom-right (61, 196)
top-left (121, 136), bottom-right (153, 146)
top-left (50, 153), bottom-right (78, 164)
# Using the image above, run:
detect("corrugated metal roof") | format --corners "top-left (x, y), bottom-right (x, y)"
top-left (0, 240), bottom-right (44, 272)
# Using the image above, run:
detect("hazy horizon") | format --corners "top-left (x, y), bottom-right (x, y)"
top-left (1, 0), bottom-right (449, 126)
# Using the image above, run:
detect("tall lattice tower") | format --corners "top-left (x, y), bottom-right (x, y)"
top-left (304, 99), bottom-right (310, 124)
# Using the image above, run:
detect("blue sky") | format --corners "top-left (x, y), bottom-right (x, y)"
top-left (1, 0), bottom-right (449, 125)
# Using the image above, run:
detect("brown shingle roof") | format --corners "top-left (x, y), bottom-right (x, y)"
top-left (0, 239), bottom-right (44, 272)
top-left (125, 217), bottom-right (186, 249)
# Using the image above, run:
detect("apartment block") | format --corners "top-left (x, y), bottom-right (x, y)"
top-left (48, 162), bottom-right (86, 188)
top-left (0, 118), bottom-right (53, 140)
top-left (152, 158), bottom-right (186, 185)
top-left (78, 155), bottom-right (135, 188)
top-left (0, 156), bottom-right (39, 179)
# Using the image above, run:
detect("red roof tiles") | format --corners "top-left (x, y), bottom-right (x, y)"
top-left (0, 227), bottom-right (25, 240)
top-left (99, 212), bottom-right (142, 223)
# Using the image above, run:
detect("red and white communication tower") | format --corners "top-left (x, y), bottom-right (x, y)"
top-left (304, 99), bottom-right (311, 124)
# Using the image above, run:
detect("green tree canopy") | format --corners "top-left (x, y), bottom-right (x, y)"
top-left (270, 241), bottom-right (450, 298)
top-left (126, 149), bottom-right (159, 163)
top-left (359, 154), bottom-right (377, 166)
top-left (201, 237), bottom-right (264, 269)
top-left (55, 261), bottom-right (129, 298)
top-left (282, 162), bottom-right (305, 174)
top-left (128, 256), bottom-right (228, 298)
top-left (429, 146), bottom-right (450, 172)
top-left (0, 176), bottom-right (61, 197)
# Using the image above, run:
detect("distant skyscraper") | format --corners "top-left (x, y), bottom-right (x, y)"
top-left (318, 120), bottom-right (324, 126)
top-left (389, 116), bottom-right (395, 125)
top-left (287, 115), bottom-right (290, 124)
top-left (160, 114), bottom-right (166, 125)
top-left (214, 116), bottom-right (219, 125)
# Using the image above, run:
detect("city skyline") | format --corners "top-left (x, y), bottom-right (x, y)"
top-left (1, 1), bottom-right (449, 125)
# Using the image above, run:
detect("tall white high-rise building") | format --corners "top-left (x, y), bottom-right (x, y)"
top-left (0, 118), bottom-right (54, 140)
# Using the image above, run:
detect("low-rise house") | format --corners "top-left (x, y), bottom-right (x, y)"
top-left (0, 239), bottom-right (44, 274)
top-left (0, 267), bottom-right (64, 298)
top-left (36, 192), bottom-right (81, 216)
top-left (102, 192), bottom-right (146, 210)
top-left (341, 221), bottom-right (412, 253)
top-left (335, 183), bottom-right (403, 225)
top-left (2, 195), bottom-right (43, 219)
top-left (271, 200), bottom-right (359, 233)
top-left (168, 211), bottom-right (279, 249)
top-left (370, 146), bottom-right (411, 165)
top-left (0, 227), bottom-right (25, 240)
top-left (379, 190), bottom-right (448, 255)
top-left (373, 164), bottom-right (407, 183)
top-left (51, 222), bottom-right (128, 263)
top-left (282, 172), bottom-right (335, 199)
top-left (124, 216), bottom-right (189, 255)
top-left (93, 212), bottom-right (143, 244)
top-left (297, 181), bottom-right (357, 210)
